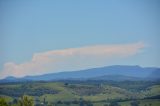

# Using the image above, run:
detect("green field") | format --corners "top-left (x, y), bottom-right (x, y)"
top-left (0, 81), bottom-right (160, 106)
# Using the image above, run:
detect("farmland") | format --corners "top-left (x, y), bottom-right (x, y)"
top-left (0, 80), bottom-right (160, 106)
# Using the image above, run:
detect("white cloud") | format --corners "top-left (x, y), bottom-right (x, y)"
top-left (0, 42), bottom-right (145, 79)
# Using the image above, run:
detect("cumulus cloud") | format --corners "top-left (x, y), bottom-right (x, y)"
top-left (0, 42), bottom-right (145, 79)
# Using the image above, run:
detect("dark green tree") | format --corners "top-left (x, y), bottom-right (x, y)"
top-left (104, 104), bottom-right (109, 106)
top-left (12, 98), bottom-right (18, 104)
top-left (130, 100), bottom-right (140, 106)
top-left (109, 101), bottom-right (120, 106)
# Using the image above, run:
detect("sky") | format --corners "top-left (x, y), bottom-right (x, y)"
top-left (0, 0), bottom-right (160, 78)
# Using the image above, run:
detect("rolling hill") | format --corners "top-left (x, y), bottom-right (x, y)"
top-left (1, 65), bottom-right (160, 82)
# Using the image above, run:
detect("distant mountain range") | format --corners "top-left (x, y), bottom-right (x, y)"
top-left (0, 65), bottom-right (160, 83)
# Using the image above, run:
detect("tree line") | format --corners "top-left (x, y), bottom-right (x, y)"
top-left (0, 95), bottom-right (145, 106)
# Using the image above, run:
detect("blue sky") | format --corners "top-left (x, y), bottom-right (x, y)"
top-left (0, 0), bottom-right (160, 78)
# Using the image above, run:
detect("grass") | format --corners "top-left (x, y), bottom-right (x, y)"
top-left (119, 99), bottom-right (160, 106)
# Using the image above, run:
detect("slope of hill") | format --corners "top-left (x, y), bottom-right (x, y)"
top-left (89, 75), bottom-right (143, 81)
top-left (1, 65), bottom-right (160, 82)
top-left (147, 70), bottom-right (160, 80)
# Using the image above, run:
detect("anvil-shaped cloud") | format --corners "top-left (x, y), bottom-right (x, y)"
top-left (0, 42), bottom-right (145, 79)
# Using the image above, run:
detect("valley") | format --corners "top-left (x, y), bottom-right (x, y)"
top-left (0, 80), bottom-right (160, 106)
